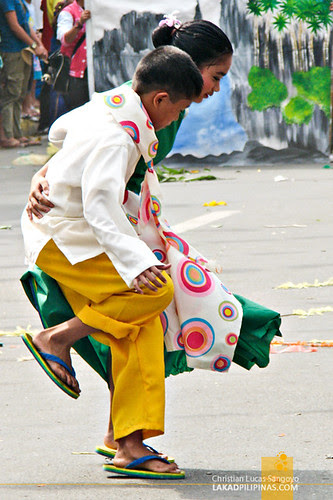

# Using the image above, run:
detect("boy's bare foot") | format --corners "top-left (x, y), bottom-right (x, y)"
top-left (104, 430), bottom-right (117, 451)
top-left (33, 330), bottom-right (80, 393)
top-left (114, 433), bottom-right (180, 474)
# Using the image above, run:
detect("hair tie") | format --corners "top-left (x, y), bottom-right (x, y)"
top-left (159, 11), bottom-right (182, 30)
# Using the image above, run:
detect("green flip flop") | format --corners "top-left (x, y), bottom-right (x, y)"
top-left (21, 333), bottom-right (80, 399)
top-left (103, 455), bottom-right (185, 479)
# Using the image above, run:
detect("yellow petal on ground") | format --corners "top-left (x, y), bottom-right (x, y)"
top-left (275, 277), bottom-right (333, 289)
top-left (203, 200), bottom-right (227, 207)
top-left (292, 306), bottom-right (333, 318)
top-left (190, 170), bottom-right (199, 173)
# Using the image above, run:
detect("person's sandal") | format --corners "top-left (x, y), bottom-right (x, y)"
top-left (0, 138), bottom-right (20, 148)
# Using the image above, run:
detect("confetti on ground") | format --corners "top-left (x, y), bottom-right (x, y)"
top-left (292, 306), bottom-right (333, 318)
top-left (47, 142), bottom-right (59, 158)
top-left (71, 451), bottom-right (96, 455)
top-left (274, 175), bottom-right (288, 182)
top-left (0, 225), bottom-right (12, 230)
top-left (0, 326), bottom-right (37, 337)
top-left (264, 224), bottom-right (307, 228)
top-left (271, 339), bottom-right (333, 347)
top-left (203, 200), bottom-right (227, 207)
top-left (271, 345), bottom-right (317, 353)
top-left (12, 153), bottom-right (49, 166)
top-left (156, 165), bottom-right (216, 183)
top-left (17, 355), bottom-right (33, 362)
top-left (275, 277), bottom-right (333, 289)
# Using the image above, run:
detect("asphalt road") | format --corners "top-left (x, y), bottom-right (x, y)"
top-left (0, 142), bottom-right (332, 499)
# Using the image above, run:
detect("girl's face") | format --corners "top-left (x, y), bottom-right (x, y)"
top-left (194, 54), bottom-right (233, 103)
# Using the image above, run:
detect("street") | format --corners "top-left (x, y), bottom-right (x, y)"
top-left (0, 142), bottom-right (332, 499)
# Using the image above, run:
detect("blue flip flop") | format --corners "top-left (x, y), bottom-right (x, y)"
top-left (103, 455), bottom-right (185, 479)
top-left (21, 333), bottom-right (80, 399)
top-left (95, 443), bottom-right (175, 463)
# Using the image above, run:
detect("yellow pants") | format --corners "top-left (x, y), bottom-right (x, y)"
top-left (36, 239), bottom-right (174, 440)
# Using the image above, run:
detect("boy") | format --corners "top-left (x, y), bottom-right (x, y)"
top-left (21, 45), bottom-right (203, 478)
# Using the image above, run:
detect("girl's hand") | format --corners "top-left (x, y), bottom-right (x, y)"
top-left (80, 10), bottom-right (91, 25)
top-left (26, 173), bottom-right (54, 220)
top-left (133, 263), bottom-right (171, 294)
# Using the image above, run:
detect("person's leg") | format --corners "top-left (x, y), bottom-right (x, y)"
top-left (65, 73), bottom-right (89, 110)
top-left (15, 59), bottom-right (33, 141)
top-left (0, 52), bottom-right (23, 144)
top-left (104, 369), bottom-right (116, 449)
top-left (32, 316), bottom-right (97, 392)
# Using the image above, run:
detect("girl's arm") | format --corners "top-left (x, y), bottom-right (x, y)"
top-left (26, 165), bottom-right (54, 220)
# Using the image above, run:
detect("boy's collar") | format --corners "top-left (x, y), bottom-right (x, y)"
top-left (103, 84), bottom-right (158, 166)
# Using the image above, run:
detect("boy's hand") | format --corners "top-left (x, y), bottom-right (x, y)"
top-left (133, 263), bottom-right (171, 294)
top-left (27, 173), bottom-right (53, 220)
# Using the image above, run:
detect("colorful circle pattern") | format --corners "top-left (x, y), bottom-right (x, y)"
top-left (174, 331), bottom-right (185, 350)
top-left (177, 258), bottom-right (215, 297)
top-left (120, 120), bottom-right (140, 143)
top-left (104, 94), bottom-right (125, 108)
top-left (151, 196), bottom-right (161, 217)
top-left (148, 140), bottom-right (158, 157)
top-left (181, 318), bottom-right (215, 357)
top-left (140, 194), bottom-right (151, 223)
top-left (164, 232), bottom-right (189, 256)
top-left (126, 213), bottom-right (138, 225)
top-left (210, 355), bottom-right (231, 372)
top-left (153, 248), bottom-right (167, 262)
top-left (218, 301), bottom-right (239, 321)
top-left (146, 160), bottom-right (154, 172)
top-left (225, 332), bottom-right (238, 346)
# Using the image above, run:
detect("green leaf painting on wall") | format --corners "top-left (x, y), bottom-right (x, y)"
top-left (247, 0), bottom-right (333, 33)
top-left (246, 0), bottom-right (332, 127)
top-left (292, 66), bottom-right (330, 116)
top-left (248, 67), bottom-right (288, 110)
top-left (283, 96), bottom-right (314, 124)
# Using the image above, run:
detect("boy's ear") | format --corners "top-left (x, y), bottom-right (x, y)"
top-left (152, 91), bottom-right (170, 107)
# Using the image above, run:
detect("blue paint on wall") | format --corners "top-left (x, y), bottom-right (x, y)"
top-left (171, 76), bottom-right (247, 157)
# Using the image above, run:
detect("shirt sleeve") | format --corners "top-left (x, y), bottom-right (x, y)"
top-left (56, 10), bottom-right (73, 42)
top-left (81, 139), bottom-right (161, 288)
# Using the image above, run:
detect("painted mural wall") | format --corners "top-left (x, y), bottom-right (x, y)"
top-left (85, 0), bottom-right (332, 163)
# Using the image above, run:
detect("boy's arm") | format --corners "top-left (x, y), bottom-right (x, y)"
top-left (81, 142), bottom-right (161, 289)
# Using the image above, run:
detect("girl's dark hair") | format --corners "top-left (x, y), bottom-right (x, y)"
top-left (152, 20), bottom-right (233, 69)
top-left (132, 46), bottom-right (203, 102)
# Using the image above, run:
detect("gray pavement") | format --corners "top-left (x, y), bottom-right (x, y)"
top-left (0, 141), bottom-right (333, 499)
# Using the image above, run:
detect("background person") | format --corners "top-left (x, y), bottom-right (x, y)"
top-left (56, 0), bottom-right (90, 110)
top-left (0, 0), bottom-right (48, 147)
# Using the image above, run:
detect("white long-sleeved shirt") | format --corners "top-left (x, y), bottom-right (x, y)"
top-left (21, 86), bottom-right (161, 288)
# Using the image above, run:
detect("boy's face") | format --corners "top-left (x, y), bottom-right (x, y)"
top-left (150, 96), bottom-right (192, 131)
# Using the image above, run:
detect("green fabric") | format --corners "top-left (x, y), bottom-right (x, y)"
top-left (21, 267), bottom-right (282, 380)
top-left (123, 80), bottom-right (185, 194)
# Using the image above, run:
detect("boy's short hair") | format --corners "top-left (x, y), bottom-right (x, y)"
top-left (132, 46), bottom-right (203, 102)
